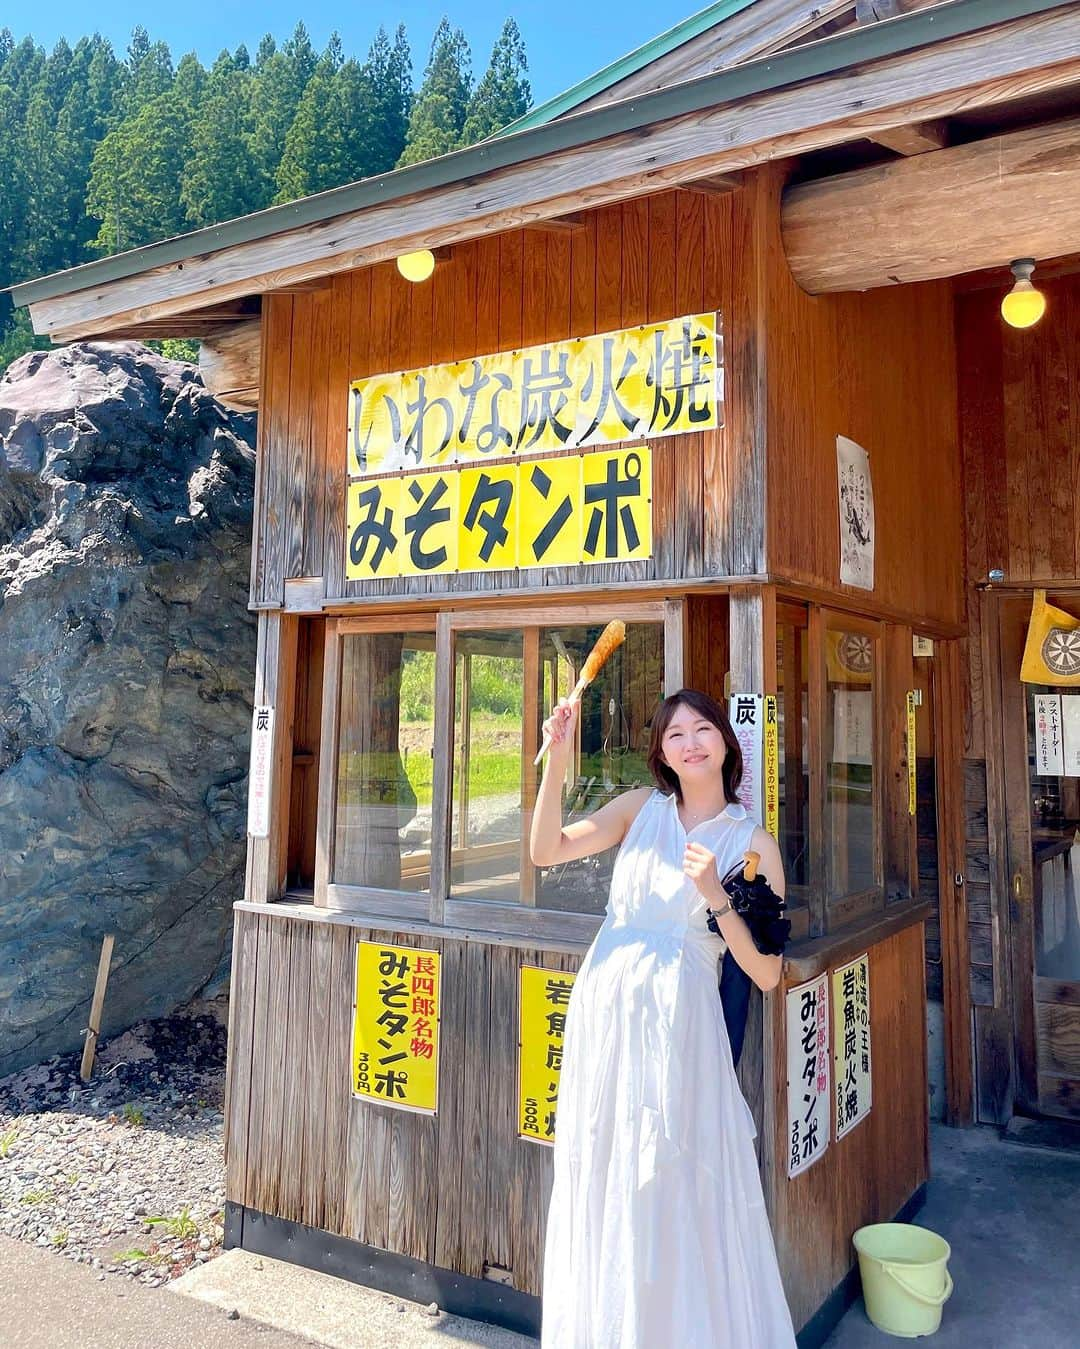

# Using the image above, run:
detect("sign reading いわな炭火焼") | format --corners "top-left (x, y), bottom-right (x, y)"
top-left (352, 941), bottom-right (440, 1114)
top-left (347, 313), bottom-right (722, 477)
top-left (518, 965), bottom-right (576, 1145)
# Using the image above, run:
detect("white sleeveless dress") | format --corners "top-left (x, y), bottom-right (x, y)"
top-left (540, 790), bottom-right (797, 1349)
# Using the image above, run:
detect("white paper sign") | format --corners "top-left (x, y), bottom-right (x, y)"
top-left (837, 435), bottom-right (875, 590)
top-left (787, 974), bottom-right (831, 1178)
top-left (729, 693), bottom-right (764, 824)
top-left (1034, 694), bottom-right (1065, 776)
top-left (1062, 696), bottom-right (1080, 776)
top-left (247, 705), bottom-right (275, 838)
top-left (834, 954), bottom-right (872, 1140)
top-left (832, 689), bottom-right (874, 767)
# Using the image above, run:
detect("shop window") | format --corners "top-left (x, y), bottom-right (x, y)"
top-left (449, 616), bottom-right (665, 912)
top-left (824, 621), bottom-right (879, 902)
top-left (332, 629), bottom-right (435, 892)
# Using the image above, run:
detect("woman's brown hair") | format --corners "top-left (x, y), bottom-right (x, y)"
top-left (646, 688), bottom-right (743, 804)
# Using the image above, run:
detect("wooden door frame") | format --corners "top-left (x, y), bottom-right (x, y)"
top-left (996, 597), bottom-right (1041, 1113)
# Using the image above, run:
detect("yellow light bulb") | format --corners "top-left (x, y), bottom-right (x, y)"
top-left (396, 249), bottom-right (436, 283)
top-left (1001, 260), bottom-right (1046, 329)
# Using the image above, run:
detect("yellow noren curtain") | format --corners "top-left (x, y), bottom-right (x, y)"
top-left (1021, 590), bottom-right (1080, 685)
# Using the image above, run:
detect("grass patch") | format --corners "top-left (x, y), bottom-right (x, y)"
top-left (0, 1125), bottom-right (20, 1158)
top-left (121, 1103), bottom-right (145, 1127)
top-left (146, 1207), bottom-right (199, 1240)
top-left (19, 1190), bottom-right (53, 1205)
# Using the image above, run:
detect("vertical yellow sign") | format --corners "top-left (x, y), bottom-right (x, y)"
top-left (518, 965), bottom-right (576, 1145)
top-left (352, 941), bottom-right (440, 1114)
top-left (763, 693), bottom-right (779, 841)
top-left (906, 692), bottom-right (917, 817)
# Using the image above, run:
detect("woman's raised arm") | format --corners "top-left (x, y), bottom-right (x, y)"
top-left (528, 700), bottom-right (650, 868)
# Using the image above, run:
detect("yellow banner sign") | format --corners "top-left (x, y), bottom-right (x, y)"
top-left (518, 965), bottom-right (576, 1145)
top-left (346, 446), bottom-right (651, 580)
top-left (352, 941), bottom-right (440, 1113)
top-left (906, 692), bottom-right (917, 817)
top-left (348, 313), bottom-right (721, 476)
top-left (833, 953), bottom-right (871, 1140)
top-left (763, 693), bottom-right (779, 841)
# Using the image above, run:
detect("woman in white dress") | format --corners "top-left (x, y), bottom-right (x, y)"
top-left (530, 687), bottom-right (798, 1349)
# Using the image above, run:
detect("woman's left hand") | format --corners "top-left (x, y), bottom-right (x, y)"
top-left (683, 842), bottom-right (725, 906)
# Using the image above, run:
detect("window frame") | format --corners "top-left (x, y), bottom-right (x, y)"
top-left (314, 598), bottom-right (684, 946)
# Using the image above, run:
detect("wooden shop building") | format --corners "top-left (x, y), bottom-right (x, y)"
top-left (14, 0), bottom-right (1080, 1341)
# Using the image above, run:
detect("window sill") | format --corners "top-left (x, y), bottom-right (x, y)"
top-left (783, 897), bottom-right (934, 983)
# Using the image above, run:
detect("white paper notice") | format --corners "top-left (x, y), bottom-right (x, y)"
top-left (787, 973), bottom-right (831, 1178)
top-left (1034, 694), bottom-right (1065, 776)
top-left (1062, 696), bottom-right (1080, 776)
top-left (247, 705), bottom-right (274, 838)
top-left (837, 435), bottom-right (875, 590)
top-left (729, 692), bottom-right (764, 824)
top-left (833, 953), bottom-right (872, 1140)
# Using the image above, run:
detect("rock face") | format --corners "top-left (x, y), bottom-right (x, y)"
top-left (0, 342), bottom-right (257, 1076)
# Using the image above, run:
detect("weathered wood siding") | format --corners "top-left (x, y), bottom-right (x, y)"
top-left (249, 188), bottom-right (766, 608)
top-left (763, 168), bottom-right (963, 626)
top-left (225, 908), bottom-right (579, 1295)
top-left (769, 920), bottom-right (929, 1332)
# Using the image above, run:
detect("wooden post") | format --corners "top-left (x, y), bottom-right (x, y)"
top-left (246, 609), bottom-right (299, 904)
top-left (80, 934), bottom-right (115, 1083)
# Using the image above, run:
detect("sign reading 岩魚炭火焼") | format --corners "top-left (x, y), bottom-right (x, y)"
top-left (347, 312), bottom-right (722, 477)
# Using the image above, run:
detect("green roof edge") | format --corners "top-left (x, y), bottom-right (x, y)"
top-left (496, 0), bottom-right (760, 137)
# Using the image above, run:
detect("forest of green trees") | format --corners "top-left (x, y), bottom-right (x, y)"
top-left (0, 18), bottom-right (531, 366)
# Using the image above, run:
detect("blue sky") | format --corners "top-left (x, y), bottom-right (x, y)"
top-left (8, 1), bottom-right (682, 108)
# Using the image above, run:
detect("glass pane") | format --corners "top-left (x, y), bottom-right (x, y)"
top-left (825, 626), bottom-right (876, 898)
top-left (777, 614), bottom-right (809, 890)
top-left (1027, 686), bottom-right (1080, 980)
top-left (535, 621), bottom-right (664, 914)
top-left (451, 630), bottom-right (525, 903)
top-left (334, 632), bottom-right (434, 891)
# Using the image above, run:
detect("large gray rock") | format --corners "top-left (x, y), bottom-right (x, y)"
top-left (0, 342), bottom-right (257, 1076)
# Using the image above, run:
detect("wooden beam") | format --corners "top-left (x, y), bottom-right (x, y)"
top-left (678, 171), bottom-right (745, 196)
top-left (27, 6), bottom-right (1080, 339)
top-left (871, 117), bottom-right (948, 154)
top-left (521, 212), bottom-right (586, 233)
top-left (199, 318), bottom-right (261, 411)
top-left (783, 115), bottom-right (1080, 293)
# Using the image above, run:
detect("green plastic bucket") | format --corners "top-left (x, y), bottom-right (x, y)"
top-left (853, 1223), bottom-right (953, 1339)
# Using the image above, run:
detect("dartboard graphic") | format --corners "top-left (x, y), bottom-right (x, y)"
top-left (837, 633), bottom-right (873, 676)
top-left (1042, 626), bottom-right (1080, 677)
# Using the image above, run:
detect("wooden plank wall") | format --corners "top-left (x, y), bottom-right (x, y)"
top-left (769, 921), bottom-right (929, 1333)
top-left (225, 908), bottom-right (580, 1297)
top-left (956, 274), bottom-right (1080, 1120)
top-left (761, 166), bottom-right (963, 628)
top-left (250, 188), bottom-right (765, 608)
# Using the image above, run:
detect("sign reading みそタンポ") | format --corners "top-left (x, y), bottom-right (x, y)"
top-left (347, 313), bottom-right (721, 477)
top-left (346, 445), bottom-right (652, 580)
top-left (352, 941), bottom-right (440, 1114)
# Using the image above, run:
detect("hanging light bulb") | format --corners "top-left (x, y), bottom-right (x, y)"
top-left (1000, 258), bottom-right (1046, 329)
top-left (396, 249), bottom-right (436, 283)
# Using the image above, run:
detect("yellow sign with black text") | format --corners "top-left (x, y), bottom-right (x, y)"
top-left (906, 692), bottom-right (917, 817)
top-left (346, 446), bottom-right (651, 580)
top-left (518, 965), bottom-right (577, 1145)
top-left (763, 693), bottom-right (779, 841)
top-left (348, 313), bottom-right (721, 477)
top-left (352, 941), bottom-right (440, 1114)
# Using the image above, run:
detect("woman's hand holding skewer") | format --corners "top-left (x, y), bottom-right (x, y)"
top-left (540, 698), bottom-right (578, 768)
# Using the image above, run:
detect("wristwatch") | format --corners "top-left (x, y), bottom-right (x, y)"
top-left (709, 899), bottom-right (733, 921)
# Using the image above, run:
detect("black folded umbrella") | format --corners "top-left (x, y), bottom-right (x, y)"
top-left (708, 856), bottom-right (791, 1068)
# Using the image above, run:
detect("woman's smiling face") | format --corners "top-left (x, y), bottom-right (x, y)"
top-left (659, 701), bottom-right (729, 785)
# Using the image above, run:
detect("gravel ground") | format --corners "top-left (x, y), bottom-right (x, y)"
top-left (0, 998), bottom-right (229, 1290)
